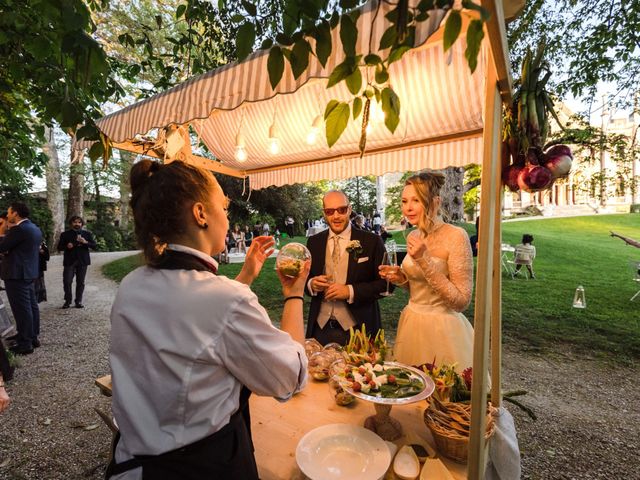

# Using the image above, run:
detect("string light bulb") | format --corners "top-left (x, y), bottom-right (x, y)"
top-left (268, 122), bottom-right (280, 155)
top-left (234, 132), bottom-right (247, 162)
top-left (306, 115), bottom-right (323, 145)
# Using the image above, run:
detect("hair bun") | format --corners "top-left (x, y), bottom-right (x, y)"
top-left (130, 159), bottom-right (161, 192)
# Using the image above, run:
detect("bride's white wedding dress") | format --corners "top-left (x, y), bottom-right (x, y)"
top-left (393, 223), bottom-right (474, 371)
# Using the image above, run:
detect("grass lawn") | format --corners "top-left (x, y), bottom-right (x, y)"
top-left (103, 214), bottom-right (640, 362)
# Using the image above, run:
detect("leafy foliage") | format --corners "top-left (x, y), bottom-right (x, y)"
top-left (231, 0), bottom-right (489, 154)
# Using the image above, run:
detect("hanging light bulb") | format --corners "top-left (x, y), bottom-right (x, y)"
top-left (306, 115), bottom-right (323, 145)
top-left (234, 132), bottom-right (247, 162)
top-left (268, 122), bottom-right (280, 155)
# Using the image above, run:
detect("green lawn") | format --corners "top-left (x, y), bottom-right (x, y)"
top-left (103, 214), bottom-right (640, 361)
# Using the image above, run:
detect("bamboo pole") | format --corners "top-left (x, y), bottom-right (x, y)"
top-left (491, 161), bottom-right (505, 408)
top-left (467, 52), bottom-right (501, 479)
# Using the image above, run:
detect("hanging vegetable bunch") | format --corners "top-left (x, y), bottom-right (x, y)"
top-left (502, 43), bottom-right (573, 193)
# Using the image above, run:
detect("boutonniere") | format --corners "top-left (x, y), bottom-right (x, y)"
top-left (346, 240), bottom-right (363, 260)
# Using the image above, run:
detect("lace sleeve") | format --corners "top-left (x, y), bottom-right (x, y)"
top-left (413, 227), bottom-right (473, 311)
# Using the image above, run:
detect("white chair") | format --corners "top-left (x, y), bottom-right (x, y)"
top-left (500, 244), bottom-right (516, 277)
top-left (630, 261), bottom-right (640, 301)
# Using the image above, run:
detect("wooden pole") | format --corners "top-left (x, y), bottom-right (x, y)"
top-left (490, 157), bottom-right (504, 409)
top-left (467, 52), bottom-right (502, 479)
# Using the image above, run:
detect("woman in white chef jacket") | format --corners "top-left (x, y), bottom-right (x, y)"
top-left (107, 160), bottom-right (309, 480)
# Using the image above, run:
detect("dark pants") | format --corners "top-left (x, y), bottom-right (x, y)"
top-left (4, 279), bottom-right (39, 349)
top-left (63, 262), bottom-right (88, 305)
top-left (311, 318), bottom-right (351, 346)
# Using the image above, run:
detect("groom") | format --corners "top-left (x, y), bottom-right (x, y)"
top-left (305, 191), bottom-right (390, 345)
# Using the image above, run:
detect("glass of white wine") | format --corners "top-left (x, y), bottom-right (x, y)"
top-left (380, 249), bottom-right (397, 297)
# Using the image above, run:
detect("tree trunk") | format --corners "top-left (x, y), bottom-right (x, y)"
top-left (118, 151), bottom-right (135, 229)
top-left (67, 150), bottom-right (85, 221)
top-left (90, 160), bottom-right (104, 225)
top-left (441, 167), bottom-right (465, 223)
top-left (42, 126), bottom-right (65, 246)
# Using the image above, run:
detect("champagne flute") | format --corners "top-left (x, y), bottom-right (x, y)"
top-left (380, 249), bottom-right (397, 297)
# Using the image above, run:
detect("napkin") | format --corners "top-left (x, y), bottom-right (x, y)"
top-left (485, 407), bottom-right (521, 480)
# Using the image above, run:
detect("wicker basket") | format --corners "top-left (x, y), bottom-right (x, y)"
top-left (423, 398), bottom-right (496, 463)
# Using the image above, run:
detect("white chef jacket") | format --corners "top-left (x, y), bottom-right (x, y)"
top-left (109, 246), bottom-right (307, 480)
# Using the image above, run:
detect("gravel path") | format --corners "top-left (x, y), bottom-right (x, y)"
top-left (0, 252), bottom-right (638, 479)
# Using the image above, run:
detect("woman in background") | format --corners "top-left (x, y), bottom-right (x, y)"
top-left (107, 160), bottom-right (309, 479)
top-left (379, 172), bottom-right (474, 371)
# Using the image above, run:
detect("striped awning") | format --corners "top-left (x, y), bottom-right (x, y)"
top-left (82, 0), bottom-right (487, 189)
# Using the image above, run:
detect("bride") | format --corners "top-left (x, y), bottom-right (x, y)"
top-left (379, 172), bottom-right (474, 371)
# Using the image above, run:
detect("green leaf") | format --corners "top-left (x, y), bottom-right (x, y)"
top-left (261, 38), bottom-right (273, 49)
top-left (345, 67), bottom-right (362, 94)
top-left (60, 101), bottom-right (83, 129)
top-left (230, 14), bottom-right (245, 24)
top-left (340, 0), bottom-right (359, 8)
top-left (330, 11), bottom-right (340, 29)
top-left (374, 65), bottom-right (389, 84)
top-left (381, 87), bottom-right (401, 133)
top-left (241, 0), bottom-right (257, 16)
top-left (353, 96), bottom-right (363, 119)
top-left (417, 0), bottom-right (435, 13)
top-left (324, 99), bottom-right (340, 120)
top-left (290, 39), bottom-right (311, 79)
top-left (340, 15), bottom-right (357, 56)
top-left (379, 27), bottom-right (397, 50)
top-left (461, 0), bottom-right (490, 21)
top-left (364, 54), bottom-right (382, 66)
top-left (388, 45), bottom-right (411, 64)
top-left (315, 20), bottom-right (332, 68)
top-left (76, 124), bottom-right (100, 141)
top-left (267, 46), bottom-right (285, 90)
top-left (443, 10), bottom-right (462, 52)
top-left (236, 22), bottom-right (255, 61)
top-left (88, 141), bottom-right (104, 163)
top-left (327, 59), bottom-right (354, 88)
top-left (276, 33), bottom-right (294, 46)
top-left (325, 101), bottom-right (350, 147)
top-left (465, 19), bottom-right (484, 73)
top-left (176, 4), bottom-right (186, 19)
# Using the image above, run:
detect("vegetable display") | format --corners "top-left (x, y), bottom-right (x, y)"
top-left (337, 362), bottom-right (425, 399)
top-left (502, 42), bottom-right (573, 193)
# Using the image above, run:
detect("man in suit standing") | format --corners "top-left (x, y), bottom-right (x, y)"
top-left (0, 202), bottom-right (42, 355)
top-left (57, 216), bottom-right (97, 308)
top-left (305, 191), bottom-right (389, 345)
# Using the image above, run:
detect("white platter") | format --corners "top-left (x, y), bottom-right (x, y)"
top-left (295, 423), bottom-right (391, 480)
top-left (339, 361), bottom-right (435, 405)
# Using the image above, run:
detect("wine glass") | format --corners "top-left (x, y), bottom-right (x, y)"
top-left (380, 249), bottom-right (397, 297)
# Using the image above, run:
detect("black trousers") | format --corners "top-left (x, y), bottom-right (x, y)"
top-left (4, 279), bottom-right (39, 349)
top-left (63, 262), bottom-right (88, 304)
top-left (311, 318), bottom-right (351, 346)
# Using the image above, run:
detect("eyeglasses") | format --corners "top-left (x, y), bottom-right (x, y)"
top-left (323, 206), bottom-right (349, 216)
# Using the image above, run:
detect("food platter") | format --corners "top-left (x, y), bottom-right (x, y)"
top-left (295, 423), bottom-right (391, 480)
top-left (337, 361), bottom-right (435, 405)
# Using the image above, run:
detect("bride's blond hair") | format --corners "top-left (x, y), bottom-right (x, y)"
top-left (405, 171), bottom-right (446, 235)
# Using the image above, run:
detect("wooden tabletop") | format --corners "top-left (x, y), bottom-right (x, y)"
top-left (94, 375), bottom-right (465, 479)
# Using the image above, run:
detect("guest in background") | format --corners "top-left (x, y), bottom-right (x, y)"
top-left (469, 216), bottom-right (479, 257)
top-left (372, 212), bottom-right (382, 234)
top-left (514, 233), bottom-right (536, 279)
top-left (0, 202), bottom-right (42, 355)
top-left (262, 221), bottom-right (270, 236)
top-left (232, 224), bottom-right (246, 254)
top-left (35, 240), bottom-right (50, 303)
top-left (244, 225), bottom-right (253, 248)
top-left (0, 372), bottom-right (9, 413)
top-left (285, 216), bottom-right (295, 238)
top-left (57, 216), bottom-right (97, 308)
top-left (379, 225), bottom-right (392, 243)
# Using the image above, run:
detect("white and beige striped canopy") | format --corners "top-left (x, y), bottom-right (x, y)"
top-left (85, 0), bottom-right (487, 189)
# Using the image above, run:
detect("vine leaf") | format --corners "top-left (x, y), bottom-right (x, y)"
top-left (443, 10), bottom-right (462, 52)
top-left (315, 20), bottom-right (332, 68)
top-left (353, 96), bottom-right (363, 119)
top-left (465, 19), bottom-right (484, 73)
top-left (236, 22), bottom-right (256, 61)
top-left (327, 59), bottom-right (354, 88)
top-left (267, 46), bottom-right (285, 90)
top-left (290, 39), bottom-right (311, 79)
top-left (345, 67), bottom-right (362, 94)
top-left (340, 15), bottom-right (358, 56)
top-left (325, 101), bottom-right (350, 147)
top-left (381, 87), bottom-right (401, 133)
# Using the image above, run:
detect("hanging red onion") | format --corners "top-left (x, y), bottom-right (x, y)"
top-left (502, 164), bottom-right (523, 192)
top-left (544, 144), bottom-right (573, 178)
top-left (517, 164), bottom-right (554, 192)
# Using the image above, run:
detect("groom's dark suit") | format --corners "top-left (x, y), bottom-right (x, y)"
top-left (305, 227), bottom-right (389, 342)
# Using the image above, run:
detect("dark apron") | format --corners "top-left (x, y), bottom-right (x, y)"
top-left (105, 250), bottom-right (259, 480)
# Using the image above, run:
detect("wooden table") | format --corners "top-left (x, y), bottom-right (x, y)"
top-left (94, 375), bottom-right (466, 479)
